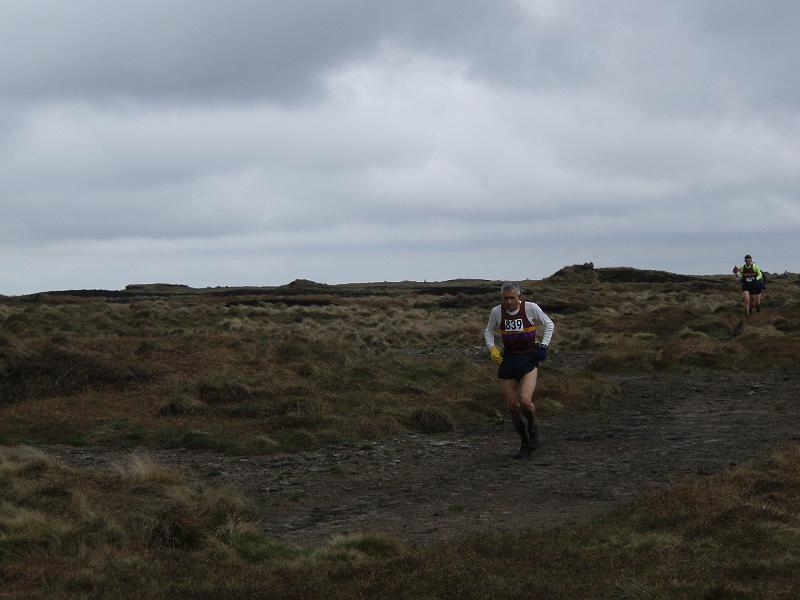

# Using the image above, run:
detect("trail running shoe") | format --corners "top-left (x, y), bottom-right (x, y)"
top-left (514, 443), bottom-right (532, 459)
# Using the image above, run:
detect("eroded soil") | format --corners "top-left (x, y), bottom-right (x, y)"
top-left (43, 368), bottom-right (800, 547)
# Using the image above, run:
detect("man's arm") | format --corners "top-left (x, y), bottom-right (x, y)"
top-left (484, 306), bottom-right (501, 349)
top-left (526, 302), bottom-right (554, 346)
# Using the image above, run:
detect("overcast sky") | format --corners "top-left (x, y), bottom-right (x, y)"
top-left (2, 0), bottom-right (798, 294)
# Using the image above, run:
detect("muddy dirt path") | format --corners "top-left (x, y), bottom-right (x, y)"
top-left (44, 369), bottom-right (799, 547)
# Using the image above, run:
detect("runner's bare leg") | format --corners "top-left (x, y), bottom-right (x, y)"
top-left (518, 368), bottom-right (539, 447)
top-left (503, 379), bottom-right (529, 444)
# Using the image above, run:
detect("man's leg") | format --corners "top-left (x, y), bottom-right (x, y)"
top-left (503, 378), bottom-right (527, 440)
top-left (502, 379), bottom-right (530, 457)
top-left (742, 290), bottom-right (751, 315)
top-left (518, 368), bottom-right (539, 449)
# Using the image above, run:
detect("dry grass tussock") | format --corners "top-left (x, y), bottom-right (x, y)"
top-left (111, 452), bottom-right (187, 485)
top-left (0, 445), bottom-right (60, 474)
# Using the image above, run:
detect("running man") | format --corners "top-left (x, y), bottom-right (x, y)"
top-left (484, 281), bottom-right (554, 459)
top-left (735, 254), bottom-right (763, 316)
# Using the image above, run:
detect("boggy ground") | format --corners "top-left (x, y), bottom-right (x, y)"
top-left (44, 365), bottom-right (800, 548)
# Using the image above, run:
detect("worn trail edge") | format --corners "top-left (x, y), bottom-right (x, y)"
top-left (43, 370), bottom-right (799, 547)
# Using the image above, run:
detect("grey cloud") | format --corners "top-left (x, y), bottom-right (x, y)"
top-left (2, 0), bottom-right (800, 294)
top-left (694, 2), bottom-right (800, 112)
top-left (4, 0), bottom-right (799, 113)
top-left (515, 1), bottom-right (800, 119)
top-left (2, 0), bottom-right (387, 103)
top-left (1, 0), bottom-right (580, 105)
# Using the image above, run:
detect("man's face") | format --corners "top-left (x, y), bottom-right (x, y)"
top-left (501, 290), bottom-right (521, 311)
top-left (745, 257), bottom-right (753, 266)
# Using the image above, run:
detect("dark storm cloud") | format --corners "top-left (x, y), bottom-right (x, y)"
top-left (1, 0), bottom-right (568, 104)
top-left (2, 0), bottom-right (382, 103)
top-left (3, 0), bottom-right (799, 108)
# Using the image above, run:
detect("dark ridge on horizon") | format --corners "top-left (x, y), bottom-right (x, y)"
top-left (5, 265), bottom-right (793, 301)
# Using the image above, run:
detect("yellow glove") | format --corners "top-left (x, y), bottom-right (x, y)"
top-left (490, 346), bottom-right (503, 364)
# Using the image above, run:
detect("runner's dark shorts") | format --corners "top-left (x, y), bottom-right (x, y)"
top-left (741, 278), bottom-right (761, 295)
top-left (497, 351), bottom-right (539, 380)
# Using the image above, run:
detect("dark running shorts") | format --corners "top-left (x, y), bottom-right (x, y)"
top-left (741, 278), bottom-right (761, 295)
top-left (497, 351), bottom-right (539, 380)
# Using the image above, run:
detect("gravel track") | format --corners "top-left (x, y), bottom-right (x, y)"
top-left (43, 368), bottom-right (800, 547)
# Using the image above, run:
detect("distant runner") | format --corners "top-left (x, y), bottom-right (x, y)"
top-left (734, 254), bottom-right (763, 316)
top-left (485, 281), bottom-right (554, 459)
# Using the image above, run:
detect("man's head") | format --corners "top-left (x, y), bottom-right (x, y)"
top-left (744, 254), bottom-right (753, 265)
top-left (500, 281), bottom-right (522, 310)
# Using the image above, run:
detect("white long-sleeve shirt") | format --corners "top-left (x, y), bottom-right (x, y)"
top-left (484, 301), bottom-right (554, 349)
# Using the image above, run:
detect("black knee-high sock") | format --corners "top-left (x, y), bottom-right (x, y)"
top-left (510, 409), bottom-right (530, 445)
top-left (522, 405), bottom-right (539, 448)
top-left (521, 405), bottom-right (534, 430)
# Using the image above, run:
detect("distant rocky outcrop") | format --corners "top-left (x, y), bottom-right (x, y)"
top-left (548, 263), bottom-right (700, 284)
top-left (547, 263), bottom-right (600, 283)
top-left (288, 278), bottom-right (328, 287)
top-left (280, 279), bottom-right (332, 291)
top-left (125, 283), bottom-right (193, 291)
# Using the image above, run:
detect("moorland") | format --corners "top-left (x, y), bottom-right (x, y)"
top-left (1, 263), bottom-right (799, 599)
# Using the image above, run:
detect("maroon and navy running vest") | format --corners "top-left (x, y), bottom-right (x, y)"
top-left (499, 302), bottom-right (538, 355)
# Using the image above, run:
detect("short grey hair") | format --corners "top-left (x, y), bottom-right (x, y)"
top-left (500, 281), bottom-right (521, 295)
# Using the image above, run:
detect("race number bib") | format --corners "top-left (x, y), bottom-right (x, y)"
top-left (504, 318), bottom-right (524, 332)
top-left (746, 276), bottom-right (754, 282)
